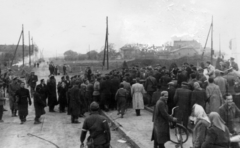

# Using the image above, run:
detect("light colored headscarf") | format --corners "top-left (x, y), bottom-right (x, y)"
top-left (194, 82), bottom-right (202, 90)
top-left (209, 112), bottom-right (226, 132)
top-left (193, 104), bottom-right (210, 124)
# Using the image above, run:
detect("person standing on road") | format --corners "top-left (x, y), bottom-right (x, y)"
top-left (57, 81), bottom-right (68, 113)
top-left (145, 73), bottom-right (157, 107)
top-left (15, 82), bottom-right (31, 124)
top-left (27, 71), bottom-right (38, 97)
top-left (206, 77), bottom-right (223, 114)
top-left (80, 101), bottom-right (111, 148)
top-left (115, 84), bottom-right (127, 118)
top-left (93, 77), bottom-right (101, 103)
top-left (36, 79), bottom-right (48, 105)
top-left (131, 78), bottom-right (146, 116)
top-left (47, 76), bottom-right (58, 112)
top-left (174, 82), bottom-right (192, 128)
top-left (69, 81), bottom-right (81, 123)
top-left (121, 77), bottom-right (131, 108)
top-left (33, 86), bottom-right (46, 124)
top-left (151, 91), bottom-right (177, 148)
top-left (63, 64), bottom-right (67, 75)
top-left (8, 77), bottom-right (20, 117)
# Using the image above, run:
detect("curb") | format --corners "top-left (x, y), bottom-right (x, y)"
top-left (100, 110), bottom-right (141, 148)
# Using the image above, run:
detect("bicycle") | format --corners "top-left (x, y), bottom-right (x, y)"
top-left (169, 106), bottom-right (189, 148)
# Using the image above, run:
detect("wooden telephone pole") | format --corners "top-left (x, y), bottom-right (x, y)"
top-left (210, 16), bottom-right (213, 63)
top-left (29, 31), bottom-right (31, 66)
top-left (22, 24), bottom-right (25, 66)
top-left (102, 17), bottom-right (109, 70)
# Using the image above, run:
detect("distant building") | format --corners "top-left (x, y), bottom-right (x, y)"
top-left (173, 40), bottom-right (202, 50)
top-left (170, 47), bottom-right (198, 59)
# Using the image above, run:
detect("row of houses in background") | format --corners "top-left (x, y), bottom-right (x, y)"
top-left (119, 40), bottom-right (217, 60)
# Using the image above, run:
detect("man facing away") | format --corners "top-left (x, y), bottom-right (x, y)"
top-left (80, 101), bottom-right (111, 148)
top-left (15, 82), bottom-right (31, 124)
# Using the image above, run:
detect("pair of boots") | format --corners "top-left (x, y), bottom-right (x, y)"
top-left (20, 116), bottom-right (27, 124)
top-left (71, 116), bottom-right (80, 124)
top-left (34, 118), bottom-right (41, 124)
top-left (11, 109), bottom-right (17, 117)
top-left (136, 109), bottom-right (141, 116)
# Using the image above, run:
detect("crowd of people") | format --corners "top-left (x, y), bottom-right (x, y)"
top-left (0, 57), bottom-right (240, 148)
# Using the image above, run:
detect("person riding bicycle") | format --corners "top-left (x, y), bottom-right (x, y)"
top-left (151, 91), bottom-right (177, 148)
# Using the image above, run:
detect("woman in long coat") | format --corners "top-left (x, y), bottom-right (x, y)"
top-left (206, 78), bottom-right (224, 114)
top-left (47, 76), bottom-right (58, 112)
top-left (131, 78), bottom-right (146, 116)
top-left (34, 87), bottom-right (46, 124)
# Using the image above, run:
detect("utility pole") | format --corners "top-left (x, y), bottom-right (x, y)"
top-left (29, 31), bottom-right (31, 66)
top-left (106, 16), bottom-right (109, 70)
top-left (32, 37), bottom-right (34, 64)
top-left (211, 16), bottom-right (213, 63)
top-left (22, 24), bottom-right (25, 66)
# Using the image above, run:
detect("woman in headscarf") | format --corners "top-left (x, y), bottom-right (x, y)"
top-left (191, 82), bottom-right (207, 109)
top-left (202, 112), bottom-right (230, 148)
top-left (191, 104), bottom-right (210, 148)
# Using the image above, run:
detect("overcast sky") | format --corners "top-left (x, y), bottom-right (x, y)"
top-left (0, 0), bottom-right (240, 59)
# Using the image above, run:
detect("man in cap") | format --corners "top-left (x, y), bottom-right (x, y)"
top-left (69, 80), bottom-right (81, 123)
top-left (15, 82), bottom-right (31, 124)
top-left (174, 82), bottom-right (192, 128)
top-left (36, 79), bottom-right (48, 105)
top-left (80, 101), bottom-right (111, 148)
top-left (152, 91), bottom-right (177, 148)
top-left (230, 57), bottom-right (239, 71)
top-left (27, 71), bottom-right (38, 97)
top-left (8, 76), bottom-right (20, 117)
top-left (47, 75), bottom-right (58, 112)
top-left (145, 73), bottom-right (157, 107)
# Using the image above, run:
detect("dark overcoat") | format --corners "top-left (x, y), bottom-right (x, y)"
top-left (33, 92), bottom-right (46, 116)
top-left (15, 88), bottom-right (31, 116)
top-left (191, 89), bottom-right (207, 109)
top-left (69, 86), bottom-right (81, 116)
top-left (174, 87), bottom-right (192, 127)
top-left (36, 84), bottom-right (48, 104)
top-left (151, 99), bottom-right (173, 144)
top-left (58, 86), bottom-right (68, 107)
top-left (47, 81), bottom-right (58, 106)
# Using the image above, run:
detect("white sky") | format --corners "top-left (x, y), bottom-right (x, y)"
top-left (0, 0), bottom-right (240, 58)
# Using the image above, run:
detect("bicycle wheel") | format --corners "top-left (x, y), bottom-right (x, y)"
top-left (170, 123), bottom-right (189, 144)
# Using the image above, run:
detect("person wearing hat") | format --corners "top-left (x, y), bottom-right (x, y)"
top-left (230, 57), bottom-right (239, 71)
top-left (8, 76), bottom-right (20, 117)
top-left (80, 101), bottom-right (111, 148)
top-left (214, 70), bottom-right (228, 97)
top-left (15, 82), bottom-right (31, 124)
top-left (144, 73), bottom-right (157, 107)
top-left (151, 91), bottom-right (177, 148)
top-left (68, 81), bottom-right (82, 123)
top-left (167, 82), bottom-right (176, 114)
top-left (36, 79), bottom-right (48, 105)
top-left (27, 71), bottom-right (38, 97)
top-left (47, 75), bottom-right (58, 112)
top-left (33, 85), bottom-right (46, 124)
top-left (131, 78), bottom-right (146, 116)
top-left (174, 82), bottom-right (192, 128)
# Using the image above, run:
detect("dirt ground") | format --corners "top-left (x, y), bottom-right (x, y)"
top-left (0, 62), bottom-right (131, 148)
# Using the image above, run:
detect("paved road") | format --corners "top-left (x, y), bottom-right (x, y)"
top-left (0, 62), bottom-right (131, 148)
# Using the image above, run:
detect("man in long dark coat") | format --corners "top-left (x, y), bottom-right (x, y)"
top-left (34, 87), bottom-right (46, 124)
top-left (110, 75), bottom-right (120, 110)
top-left (167, 82), bottom-right (176, 114)
top-left (174, 82), bottom-right (192, 128)
top-left (27, 71), bottom-right (38, 97)
top-left (100, 76), bottom-right (111, 111)
top-left (47, 76), bottom-right (58, 112)
top-left (36, 79), bottom-right (48, 105)
top-left (145, 74), bottom-right (157, 107)
top-left (151, 91), bottom-right (177, 148)
top-left (69, 81), bottom-right (81, 123)
top-left (58, 81), bottom-right (68, 113)
top-left (15, 82), bottom-right (31, 124)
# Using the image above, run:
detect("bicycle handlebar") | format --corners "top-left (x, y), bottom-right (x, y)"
top-left (171, 106), bottom-right (179, 116)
